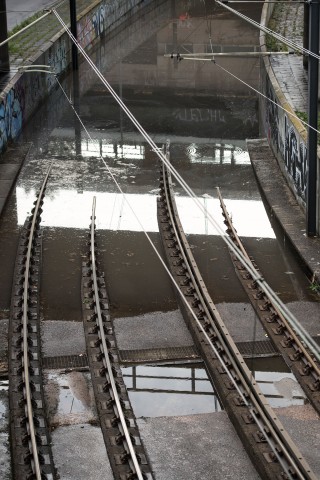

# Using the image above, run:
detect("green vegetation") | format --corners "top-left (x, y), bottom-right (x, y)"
top-left (295, 111), bottom-right (320, 145)
top-left (309, 280), bottom-right (320, 294)
top-left (266, 2), bottom-right (288, 52)
top-left (9, 11), bottom-right (44, 37)
top-left (8, 11), bottom-right (45, 56)
top-left (266, 34), bottom-right (288, 53)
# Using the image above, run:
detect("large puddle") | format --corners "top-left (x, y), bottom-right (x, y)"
top-left (45, 371), bottom-right (97, 426)
top-left (122, 357), bottom-right (306, 418)
top-left (122, 362), bottom-right (222, 417)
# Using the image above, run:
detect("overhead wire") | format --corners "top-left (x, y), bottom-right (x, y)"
top-left (171, 54), bottom-right (320, 136)
top-left (215, 0), bottom-right (320, 60)
top-left (52, 71), bottom-right (312, 478)
top-left (51, 7), bottom-right (320, 362)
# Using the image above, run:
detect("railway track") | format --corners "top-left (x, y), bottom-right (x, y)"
top-left (8, 164), bottom-right (56, 480)
top-left (81, 197), bottom-right (153, 480)
top-left (157, 144), bottom-right (317, 480)
top-left (6, 153), bottom-right (318, 480)
top-left (217, 187), bottom-right (320, 415)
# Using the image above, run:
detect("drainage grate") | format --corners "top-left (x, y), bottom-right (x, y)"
top-left (43, 354), bottom-right (88, 369)
top-left (236, 340), bottom-right (279, 358)
top-left (119, 345), bottom-right (200, 363)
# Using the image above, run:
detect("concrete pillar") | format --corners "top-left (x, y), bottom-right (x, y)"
top-left (0, 0), bottom-right (9, 73)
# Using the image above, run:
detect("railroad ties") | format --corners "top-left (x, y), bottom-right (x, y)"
top-left (157, 144), bottom-right (316, 480)
top-left (81, 197), bottom-right (153, 480)
top-left (8, 164), bottom-right (55, 480)
top-left (216, 187), bottom-right (320, 415)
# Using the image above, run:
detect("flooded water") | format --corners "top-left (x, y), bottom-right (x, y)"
top-left (245, 357), bottom-right (307, 409)
top-left (45, 371), bottom-right (97, 426)
top-left (122, 362), bottom-right (222, 416)
top-left (121, 357), bottom-right (306, 418)
top-left (0, 1), bottom-right (318, 351)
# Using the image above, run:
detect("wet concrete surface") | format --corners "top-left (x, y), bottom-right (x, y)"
top-left (137, 412), bottom-right (261, 480)
top-left (44, 369), bottom-right (111, 479)
top-left (276, 405), bottom-right (320, 477)
top-left (42, 321), bottom-right (86, 357)
top-left (51, 424), bottom-right (113, 480)
top-left (114, 310), bottom-right (194, 350)
top-left (44, 370), bottom-right (97, 427)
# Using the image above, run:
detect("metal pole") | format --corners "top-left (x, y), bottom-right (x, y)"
top-left (0, 0), bottom-right (9, 74)
top-left (306, 0), bottom-right (319, 236)
top-left (303, 1), bottom-right (309, 68)
top-left (70, 0), bottom-right (78, 70)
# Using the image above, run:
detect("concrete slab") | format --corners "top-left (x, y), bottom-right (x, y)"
top-left (42, 320), bottom-right (86, 357)
top-left (114, 310), bottom-right (194, 350)
top-left (276, 405), bottom-right (320, 477)
top-left (287, 301), bottom-right (320, 337)
top-left (51, 424), bottom-right (113, 480)
top-left (137, 412), bottom-right (261, 480)
top-left (0, 164), bottom-right (20, 180)
top-left (0, 180), bottom-right (12, 198)
top-left (216, 302), bottom-right (267, 343)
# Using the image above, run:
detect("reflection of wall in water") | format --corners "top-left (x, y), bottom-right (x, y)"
top-left (110, 15), bottom-right (261, 95)
top-left (81, 90), bottom-right (259, 139)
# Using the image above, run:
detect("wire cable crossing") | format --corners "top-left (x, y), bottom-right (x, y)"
top-left (51, 8), bottom-right (320, 364)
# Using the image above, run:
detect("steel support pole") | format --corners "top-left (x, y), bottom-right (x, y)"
top-left (306, 0), bottom-right (319, 236)
top-left (0, 0), bottom-right (9, 74)
top-left (70, 0), bottom-right (78, 70)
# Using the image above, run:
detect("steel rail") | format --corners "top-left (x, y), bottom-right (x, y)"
top-left (89, 196), bottom-right (144, 480)
top-left (53, 7), bottom-right (320, 360)
top-left (217, 188), bottom-right (320, 401)
top-left (160, 150), bottom-right (316, 480)
top-left (21, 163), bottom-right (52, 480)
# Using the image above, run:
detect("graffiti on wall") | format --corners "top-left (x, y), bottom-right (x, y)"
top-left (0, 0), bottom-right (149, 153)
top-left (265, 77), bottom-right (307, 202)
top-left (78, 4), bottom-right (108, 49)
top-left (47, 38), bottom-right (67, 79)
top-left (93, 5), bottom-right (106, 37)
top-left (284, 117), bottom-right (307, 200)
top-left (0, 88), bottom-right (24, 151)
top-left (173, 108), bottom-right (226, 123)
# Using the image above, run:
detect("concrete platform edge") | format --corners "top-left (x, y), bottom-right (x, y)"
top-left (247, 138), bottom-right (320, 285)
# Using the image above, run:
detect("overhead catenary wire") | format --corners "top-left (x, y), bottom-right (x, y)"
top-left (169, 54), bottom-right (320, 137)
top-left (214, 0), bottom-right (320, 60)
top-left (53, 70), bottom-right (313, 479)
top-left (52, 7), bottom-right (320, 362)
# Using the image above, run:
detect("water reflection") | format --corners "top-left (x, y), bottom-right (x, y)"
top-left (246, 357), bottom-right (307, 408)
top-left (16, 185), bottom-right (275, 238)
top-left (122, 359), bottom-right (307, 418)
top-left (46, 371), bottom-right (96, 426)
top-left (122, 363), bottom-right (222, 417)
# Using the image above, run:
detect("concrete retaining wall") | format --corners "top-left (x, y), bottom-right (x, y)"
top-left (259, 2), bottom-right (320, 213)
top-left (0, 0), bottom-right (151, 153)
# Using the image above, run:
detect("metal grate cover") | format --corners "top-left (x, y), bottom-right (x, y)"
top-left (43, 354), bottom-right (88, 369)
top-left (236, 340), bottom-right (279, 358)
top-left (119, 345), bottom-right (200, 363)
